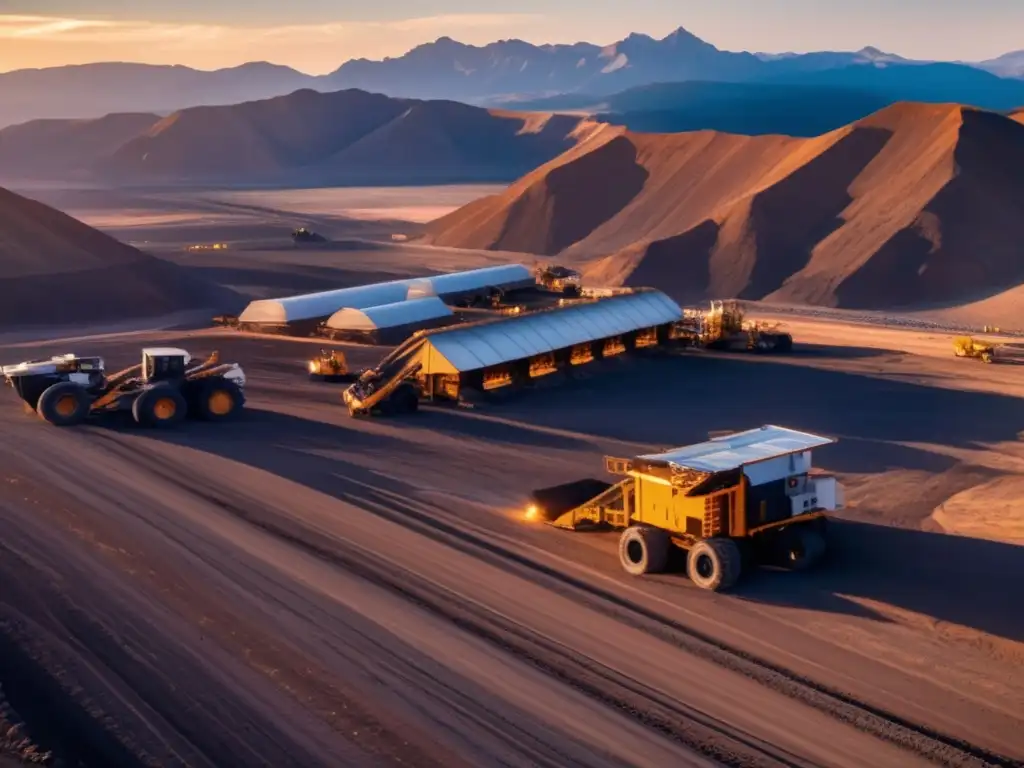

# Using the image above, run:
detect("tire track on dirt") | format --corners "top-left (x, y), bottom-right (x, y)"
top-left (342, 486), bottom-right (1020, 768)
top-left (76, 429), bottom-right (1020, 767)
top-left (88, 434), bottom-right (810, 767)
top-left (107, 431), bottom-right (1013, 768)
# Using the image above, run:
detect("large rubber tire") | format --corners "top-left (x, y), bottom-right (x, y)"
top-left (774, 333), bottom-right (793, 353)
top-left (392, 383), bottom-right (419, 414)
top-left (193, 378), bottom-right (244, 422)
top-left (687, 538), bottom-right (743, 591)
top-left (132, 384), bottom-right (187, 428)
top-left (36, 381), bottom-right (90, 427)
top-left (618, 526), bottom-right (671, 576)
top-left (783, 525), bottom-right (827, 571)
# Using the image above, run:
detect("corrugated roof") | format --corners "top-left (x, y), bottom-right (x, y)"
top-left (237, 264), bottom-right (533, 325)
top-left (325, 296), bottom-right (453, 331)
top-left (638, 425), bottom-right (835, 473)
top-left (424, 289), bottom-right (681, 373)
top-left (415, 264), bottom-right (534, 298)
top-left (238, 281), bottom-right (416, 324)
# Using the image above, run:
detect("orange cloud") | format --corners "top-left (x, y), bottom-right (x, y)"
top-left (0, 13), bottom-right (546, 73)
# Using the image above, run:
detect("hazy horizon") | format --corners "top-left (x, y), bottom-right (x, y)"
top-left (0, 1), bottom-right (1021, 75)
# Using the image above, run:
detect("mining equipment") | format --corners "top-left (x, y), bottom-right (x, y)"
top-left (525, 425), bottom-right (842, 591)
top-left (677, 300), bottom-right (793, 353)
top-left (342, 360), bottom-right (422, 417)
top-left (535, 264), bottom-right (582, 296)
top-left (307, 348), bottom-right (363, 382)
top-left (953, 336), bottom-right (997, 363)
top-left (1, 348), bottom-right (246, 427)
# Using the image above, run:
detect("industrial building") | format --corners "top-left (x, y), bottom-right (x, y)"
top-left (234, 264), bottom-right (534, 335)
top-left (406, 264), bottom-right (534, 304)
top-left (342, 288), bottom-right (683, 413)
top-left (322, 296), bottom-right (455, 345)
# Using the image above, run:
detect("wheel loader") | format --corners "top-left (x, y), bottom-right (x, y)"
top-left (525, 425), bottom-right (843, 591)
top-left (953, 336), bottom-right (997, 363)
top-left (307, 348), bottom-right (363, 382)
top-left (2, 347), bottom-right (246, 428)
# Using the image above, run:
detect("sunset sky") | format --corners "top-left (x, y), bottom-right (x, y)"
top-left (0, 0), bottom-right (1020, 74)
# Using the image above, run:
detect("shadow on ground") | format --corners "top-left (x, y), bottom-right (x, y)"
top-left (486, 352), bottom-right (1024, 474)
top-left (124, 342), bottom-right (1024, 644)
top-left (734, 519), bottom-right (1024, 644)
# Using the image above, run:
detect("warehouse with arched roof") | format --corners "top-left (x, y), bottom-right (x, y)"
top-left (237, 280), bottom-right (416, 331)
top-left (234, 263), bottom-right (534, 333)
top-left (323, 297), bottom-right (455, 345)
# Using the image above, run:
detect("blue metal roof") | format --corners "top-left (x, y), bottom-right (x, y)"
top-left (638, 425), bottom-right (835, 473)
top-left (238, 264), bottom-right (533, 325)
top-left (425, 289), bottom-right (682, 372)
top-left (325, 296), bottom-right (453, 331)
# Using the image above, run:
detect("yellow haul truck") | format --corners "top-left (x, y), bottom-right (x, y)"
top-left (526, 425), bottom-right (843, 591)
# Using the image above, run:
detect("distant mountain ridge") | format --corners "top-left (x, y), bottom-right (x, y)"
top-left (1, 27), bottom-right (1022, 126)
top-left (0, 89), bottom-right (602, 186)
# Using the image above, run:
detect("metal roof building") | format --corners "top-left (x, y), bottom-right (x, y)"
top-left (323, 297), bottom-right (455, 345)
top-left (235, 264), bottom-right (534, 332)
top-left (342, 288), bottom-right (683, 410)
top-left (418, 288), bottom-right (682, 374)
top-left (406, 264), bottom-right (534, 302)
top-left (238, 281), bottom-right (416, 328)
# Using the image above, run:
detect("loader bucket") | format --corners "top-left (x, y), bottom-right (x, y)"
top-left (526, 478), bottom-right (613, 525)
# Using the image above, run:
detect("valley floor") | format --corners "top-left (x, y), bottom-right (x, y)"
top-left (1, 182), bottom-right (1022, 766)
top-left (0, 323), bottom-right (1022, 767)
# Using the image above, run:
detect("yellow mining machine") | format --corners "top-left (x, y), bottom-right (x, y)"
top-left (677, 300), bottom-right (793, 353)
top-left (307, 348), bottom-right (363, 382)
top-left (2, 348), bottom-right (246, 427)
top-left (534, 263), bottom-right (582, 296)
top-left (952, 336), bottom-right (997, 363)
top-left (525, 425), bottom-right (842, 591)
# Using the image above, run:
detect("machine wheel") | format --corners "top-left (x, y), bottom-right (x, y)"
top-left (774, 333), bottom-right (793, 353)
top-left (194, 379), bottom-right (244, 421)
top-left (379, 383), bottom-right (417, 415)
top-left (36, 382), bottom-right (90, 427)
top-left (618, 526), bottom-right (671, 575)
top-left (782, 525), bottom-right (827, 571)
top-left (687, 538), bottom-right (742, 591)
top-left (133, 384), bottom-right (187, 428)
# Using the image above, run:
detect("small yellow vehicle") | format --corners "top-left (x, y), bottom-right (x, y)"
top-left (308, 348), bottom-right (358, 382)
top-left (953, 336), bottom-right (996, 363)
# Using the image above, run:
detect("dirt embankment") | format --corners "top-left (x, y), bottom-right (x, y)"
top-left (0, 186), bottom-right (241, 329)
top-left (427, 102), bottom-right (1024, 317)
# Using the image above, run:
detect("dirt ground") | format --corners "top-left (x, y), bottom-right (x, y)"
top-left (1, 324), bottom-right (1022, 767)
top-left (1, 185), bottom-right (1022, 767)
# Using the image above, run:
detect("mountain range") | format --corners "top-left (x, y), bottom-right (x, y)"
top-left (426, 102), bottom-right (1024, 313)
top-left (0, 89), bottom-right (602, 185)
top-left (4, 78), bottom-right (1024, 186)
top-left (1, 28), bottom-right (1022, 128)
